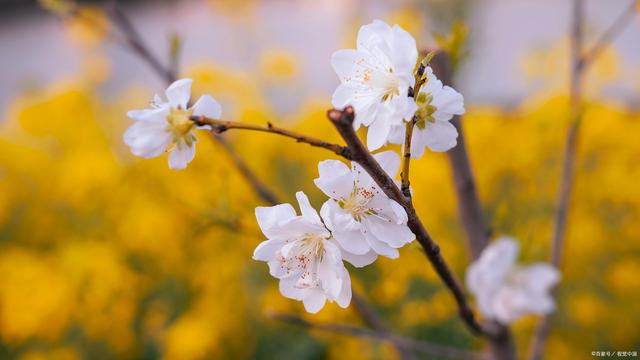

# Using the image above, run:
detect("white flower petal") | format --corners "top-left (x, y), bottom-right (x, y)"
top-left (165, 78), bottom-right (192, 108)
top-left (334, 229), bottom-right (370, 255)
top-left (516, 264), bottom-right (561, 294)
top-left (387, 124), bottom-right (406, 145)
top-left (356, 20), bottom-right (391, 50)
top-left (255, 203), bottom-right (297, 239)
top-left (123, 122), bottom-right (171, 158)
top-left (252, 240), bottom-right (283, 261)
top-left (318, 242), bottom-right (343, 298)
top-left (330, 49), bottom-right (365, 81)
top-left (422, 120), bottom-right (459, 153)
top-left (366, 117), bottom-right (391, 151)
top-left (432, 86), bottom-right (465, 119)
top-left (389, 200), bottom-right (408, 223)
top-left (364, 231), bottom-right (399, 258)
top-left (409, 129), bottom-right (429, 159)
top-left (295, 191), bottom-right (323, 227)
top-left (466, 237), bottom-right (518, 296)
top-left (372, 150), bottom-right (400, 178)
top-left (192, 94), bottom-right (222, 119)
top-left (168, 143), bottom-right (196, 170)
top-left (389, 24), bottom-right (418, 81)
top-left (314, 160), bottom-right (354, 200)
top-left (302, 289), bottom-right (327, 313)
top-left (340, 248), bottom-right (378, 268)
top-left (336, 267), bottom-right (352, 308)
top-left (331, 84), bottom-right (354, 109)
top-left (364, 217), bottom-right (414, 249)
top-left (422, 68), bottom-right (444, 95)
top-left (127, 106), bottom-right (168, 123)
top-left (279, 277), bottom-right (305, 301)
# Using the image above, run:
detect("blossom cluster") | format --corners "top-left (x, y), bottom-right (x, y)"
top-left (253, 151), bottom-right (414, 312)
top-left (123, 20), bottom-right (559, 323)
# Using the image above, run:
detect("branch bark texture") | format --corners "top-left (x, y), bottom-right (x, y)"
top-left (327, 106), bottom-right (490, 338)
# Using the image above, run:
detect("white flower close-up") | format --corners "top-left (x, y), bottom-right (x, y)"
top-left (314, 151), bottom-right (415, 267)
top-left (252, 191), bottom-right (352, 313)
top-left (466, 236), bottom-right (560, 324)
top-left (124, 78), bottom-right (222, 170)
top-left (388, 66), bottom-right (465, 158)
top-left (331, 19), bottom-right (419, 151)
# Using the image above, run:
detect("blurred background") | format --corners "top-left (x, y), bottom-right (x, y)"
top-left (0, 0), bottom-right (639, 359)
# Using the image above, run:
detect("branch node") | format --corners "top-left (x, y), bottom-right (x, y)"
top-left (327, 106), bottom-right (355, 126)
top-left (401, 183), bottom-right (411, 198)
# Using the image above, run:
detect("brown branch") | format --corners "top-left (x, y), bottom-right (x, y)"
top-left (581, 0), bottom-right (637, 68)
top-left (211, 134), bottom-right (281, 205)
top-left (401, 119), bottom-right (417, 198)
top-left (268, 311), bottom-right (490, 360)
top-left (400, 62), bottom-right (428, 198)
top-left (351, 292), bottom-right (418, 360)
top-left (528, 0), bottom-right (588, 358)
top-left (192, 115), bottom-right (353, 160)
top-left (107, 3), bottom-right (176, 84)
top-left (327, 106), bottom-right (491, 339)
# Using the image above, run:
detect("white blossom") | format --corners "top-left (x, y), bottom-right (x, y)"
top-left (253, 191), bottom-right (352, 313)
top-left (124, 78), bottom-right (221, 170)
top-left (314, 151), bottom-right (415, 267)
top-left (466, 237), bottom-right (560, 324)
top-left (331, 20), bottom-right (419, 151)
top-left (388, 66), bottom-right (464, 157)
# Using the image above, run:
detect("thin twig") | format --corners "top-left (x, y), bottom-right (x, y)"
top-left (327, 106), bottom-right (492, 339)
top-left (212, 134), bottom-right (281, 205)
top-left (351, 292), bottom-right (418, 360)
top-left (99, 2), bottom-right (282, 206)
top-left (107, 4), bottom-right (176, 84)
top-left (191, 116), bottom-right (352, 160)
top-left (400, 62), bottom-right (428, 198)
top-left (528, 0), bottom-right (587, 358)
top-left (268, 311), bottom-right (490, 360)
top-left (581, 0), bottom-right (637, 68)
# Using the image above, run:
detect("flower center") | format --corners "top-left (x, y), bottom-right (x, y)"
top-left (504, 270), bottom-right (527, 288)
top-left (359, 65), bottom-right (401, 103)
top-left (166, 106), bottom-right (196, 146)
top-left (338, 185), bottom-right (379, 221)
top-left (285, 234), bottom-right (326, 289)
top-left (415, 92), bottom-right (437, 129)
top-left (300, 233), bottom-right (326, 260)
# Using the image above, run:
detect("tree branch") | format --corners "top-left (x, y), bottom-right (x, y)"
top-left (528, 0), bottom-right (588, 358)
top-left (401, 62), bottom-right (428, 198)
top-left (581, 0), bottom-right (637, 68)
top-left (211, 134), bottom-right (281, 205)
top-left (268, 311), bottom-right (490, 360)
top-left (327, 106), bottom-right (492, 339)
top-left (95, 2), bottom-right (283, 206)
top-left (191, 116), bottom-right (352, 160)
top-left (107, 3), bottom-right (176, 84)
